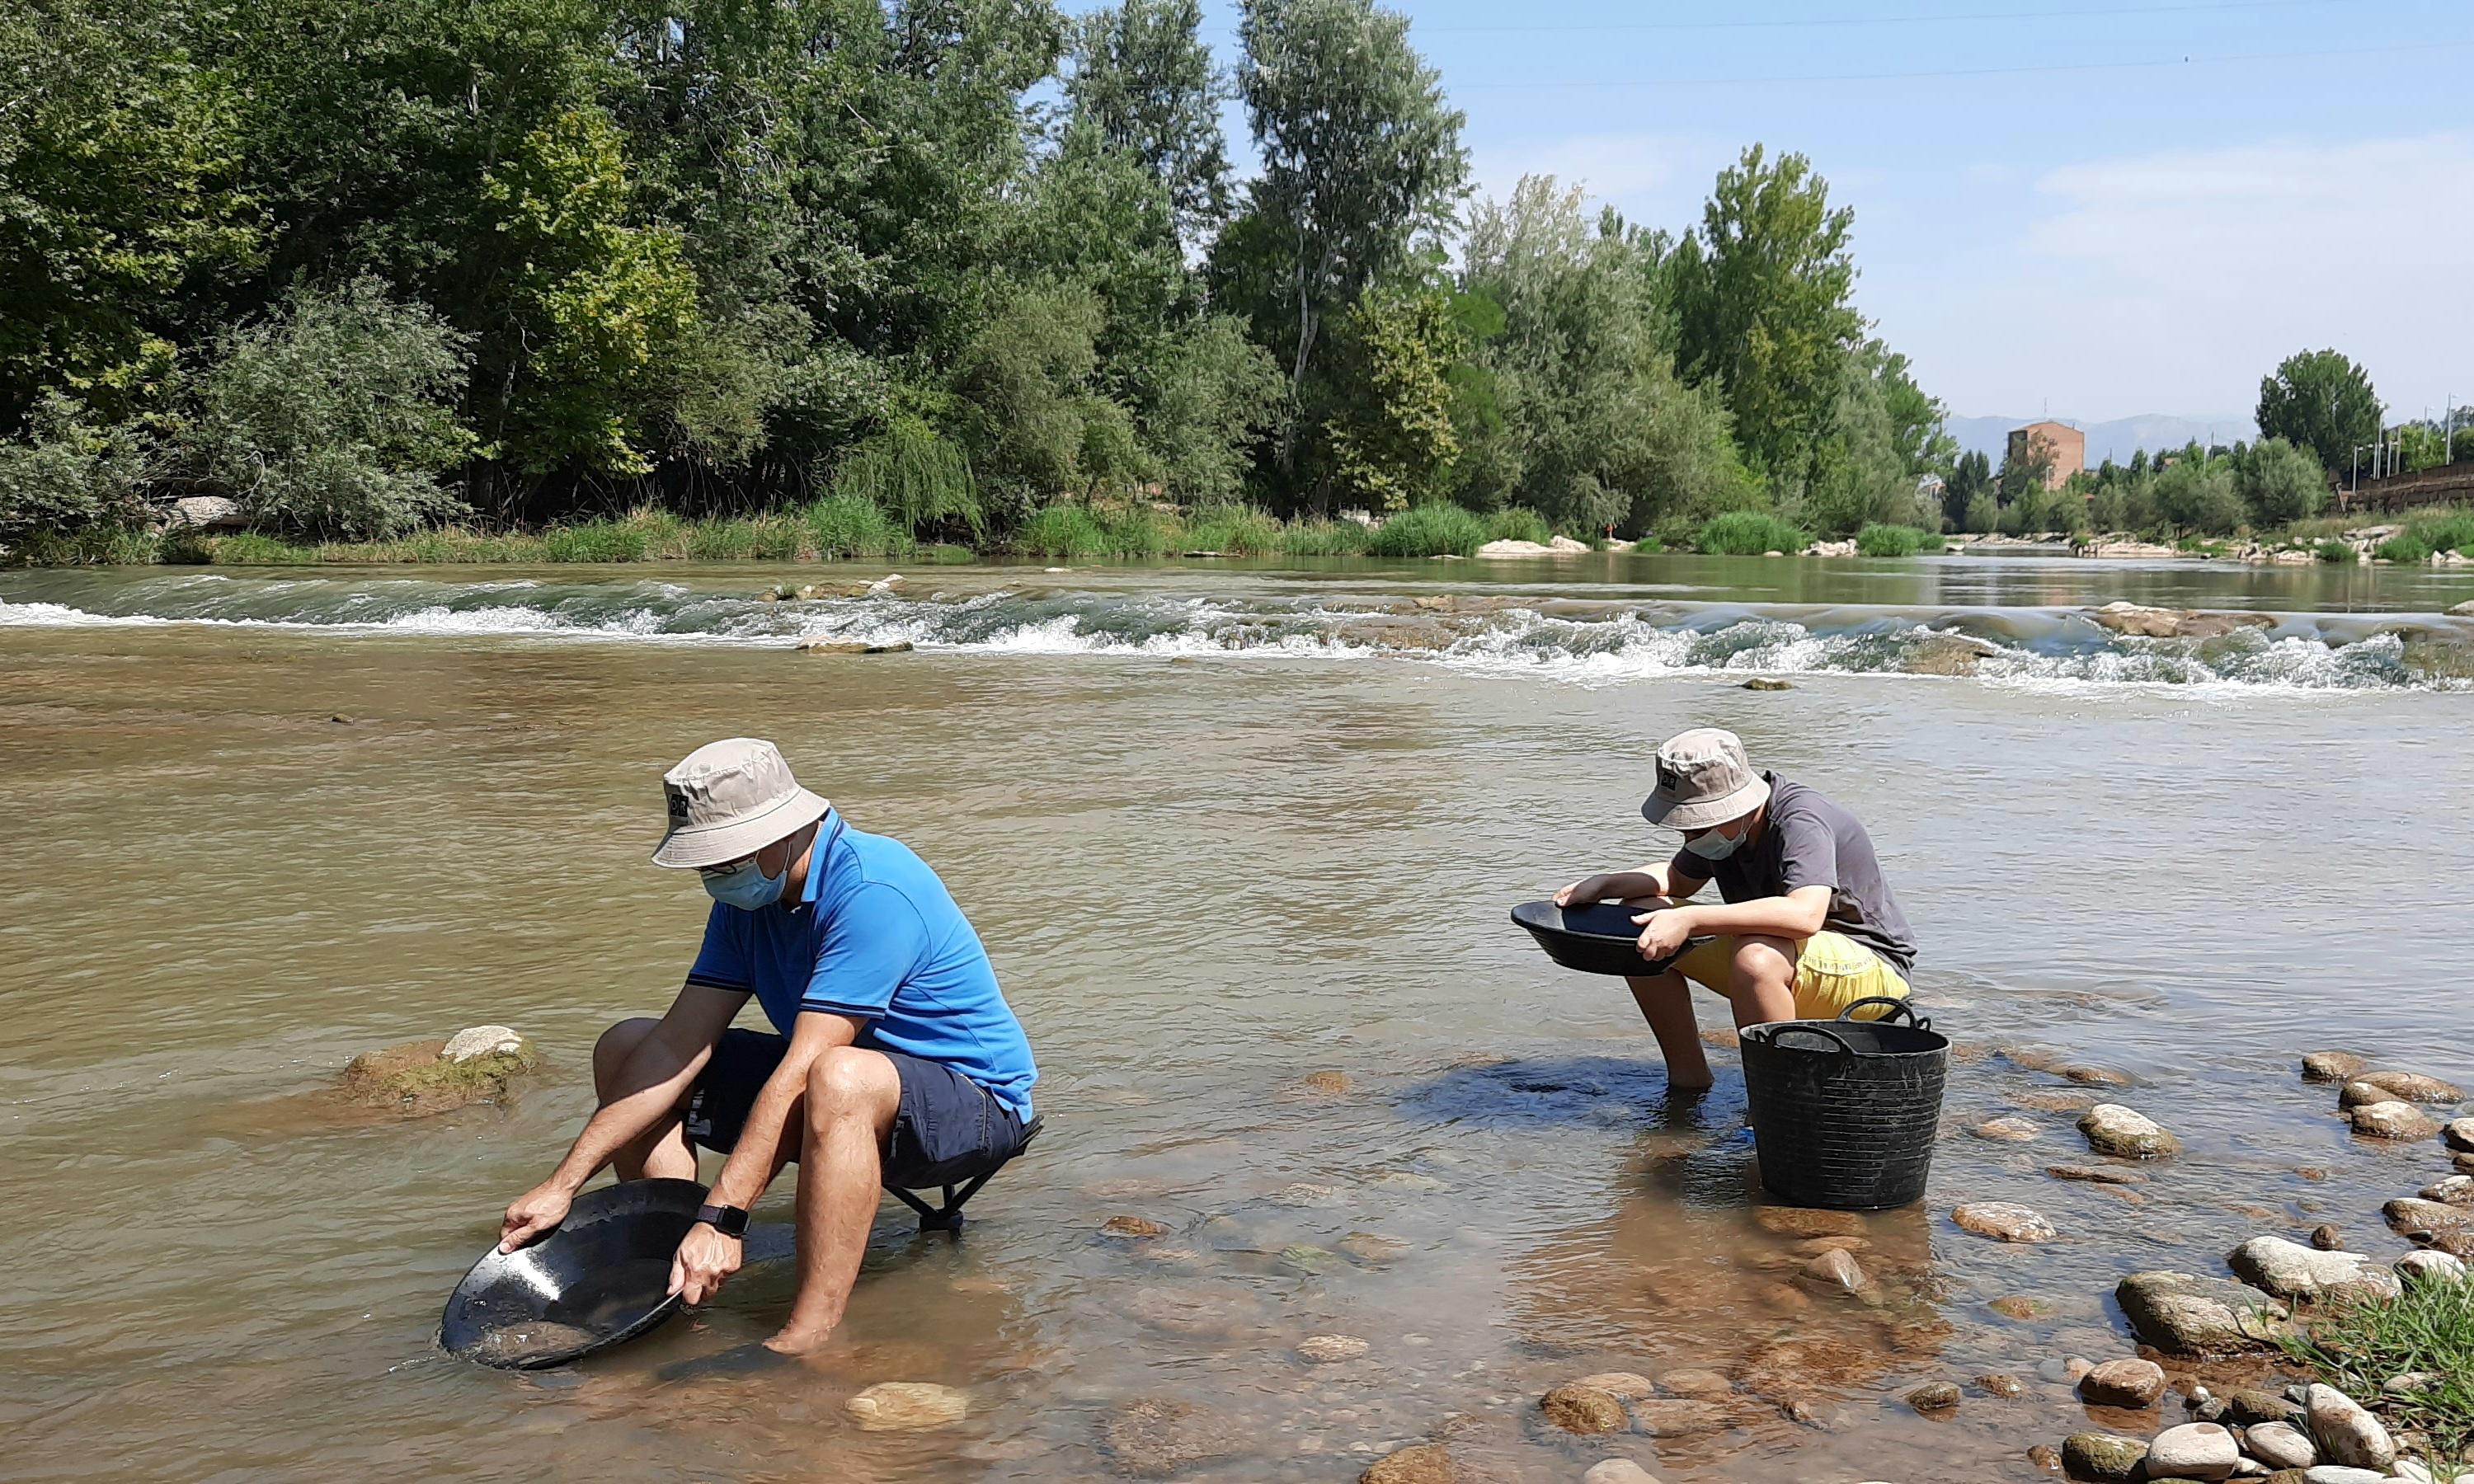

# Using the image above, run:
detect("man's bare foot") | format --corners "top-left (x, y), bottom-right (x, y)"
top-left (762, 1324), bottom-right (839, 1356)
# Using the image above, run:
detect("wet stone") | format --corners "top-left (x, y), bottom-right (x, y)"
top-left (2446, 1117), bottom-right (2474, 1153)
top-left (2028, 1443), bottom-right (2065, 1474)
top-left (2078, 1358), bottom-right (2167, 1408)
top-left (1339, 1231), bottom-right (1412, 1264)
top-left (1358, 1443), bottom-right (1454, 1484)
top-left (2419, 1175), bottom-right (2474, 1205)
top-left (2359, 1071), bottom-right (2463, 1104)
top-left (2062, 1432), bottom-right (2152, 1484)
top-left (1952, 1201), bottom-right (2057, 1242)
top-left (2049, 1163), bottom-right (2147, 1185)
top-left (2228, 1236), bottom-right (2401, 1302)
top-left (1657, 1369), bottom-right (1732, 1400)
top-left (1991, 1294), bottom-right (2057, 1321)
top-left (1581, 1463), bottom-right (1661, 1484)
top-left (844, 1382), bottom-right (968, 1432)
top-left (338, 1032), bottom-right (542, 1115)
top-left (1801, 1247), bottom-right (1870, 1291)
top-left (2014, 1088), bottom-right (2105, 1114)
top-left (1102, 1215), bottom-right (1171, 1238)
top-left (1973, 1115), bottom-right (2044, 1142)
top-left (2338, 1080), bottom-right (2395, 1111)
top-left (2311, 1224), bottom-right (2345, 1250)
top-left (2351, 1101), bottom-right (2442, 1140)
top-left (1791, 1235), bottom-right (1871, 1256)
top-left (2062, 1064), bottom-right (2134, 1087)
top-left (1754, 1206), bottom-right (1866, 1237)
top-left (1974, 1373), bottom-right (2025, 1398)
top-left (1540, 1384), bottom-right (1628, 1435)
top-left (2302, 1052), bottom-right (2371, 1084)
top-left (1295, 1334), bottom-right (1368, 1364)
top-left (2382, 1197), bottom-right (2474, 1238)
top-left (1566, 1372), bottom-right (1655, 1401)
top-left (1904, 1382), bottom-right (1960, 1412)
top-left (2079, 1104), bottom-right (2181, 1158)
top-left (1099, 1397), bottom-right (1247, 1478)
top-left (1630, 1398), bottom-right (1736, 1437)
top-left (2115, 1270), bottom-right (2294, 1355)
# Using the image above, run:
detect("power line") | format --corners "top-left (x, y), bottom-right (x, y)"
top-left (1435, 35), bottom-right (2472, 90)
top-left (1210, 0), bottom-right (2345, 38)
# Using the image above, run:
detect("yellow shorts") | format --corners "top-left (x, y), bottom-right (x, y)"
top-left (1669, 930), bottom-right (1912, 1021)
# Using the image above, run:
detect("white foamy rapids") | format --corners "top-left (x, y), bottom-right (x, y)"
top-left (0, 575), bottom-right (2464, 692)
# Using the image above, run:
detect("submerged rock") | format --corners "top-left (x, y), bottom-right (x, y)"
top-left (798, 638), bottom-right (913, 655)
top-left (1358, 1444), bottom-right (1455, 1484)
top-left (339, 1031), bottom-right (541, 1115)
top-left (1988, 1294), bottom-right (2055, 1321)
top-left (1658, 1369), bottom-right (1733, 1399)
top-left (1740, 676), bottom-right (1795, 691)
top-left (1295, 1334), bottom-right (1368, 1364)
top-left (1579, 1463), bottom-right (1660, 1484)
top-left (1540, 1383), bottom-right (1628, 1435)
top-left (1630, 1398), bottom-right (1735, 1436)
top-left (2302, 1051), bottom-right (2371, 1083)
top-left (2079, 1104), bottom-right (2180, 1158)
top-left (2077, 1358), bottom-right (2167, 1408)
top-left (1567, 1371), bottom-right (1655, 1400)
top-left (2048, 1163), bottom-right (2146, 1186)
top-left (2304, 1383), bottom-right (2396, 1472)
top-left (1101, 1215), bottom-right (1170, 1238)
top-left (1973, 1372), bottom-right (2025, 1398)
top-left (1801, 1247), bottom-right (1871, 1290)
top-left (2359, 1071), bottom-right (2463, 1103)
top-left (2311, 1224), bottom-right (2345, 1250)
top-left (1754, 1206), bottom-right (1867, 1237)
top-left (1972, 1115), bottom-right (2043, 1142)
top-left (2227, 1237), bottom-right (2401, 1302)
top-left (2115, 1270), bottom-right (2293, 1355)
top-left (1904, 1382), bottom-right (1960, 1412)
top-left (2350, 1101), bottom-right (2442, 1140)
top-left (844, 1382), bottom-right (968, 1432)
top-left (1953, 1202), bottom-right (2057, 1242)
top-left (2060, 1431), bottom-right (2151, 1483)
top-left (1099, 1397), bottom-right (1245, 1477)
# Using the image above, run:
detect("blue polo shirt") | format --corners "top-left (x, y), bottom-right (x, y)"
top-left (684, 810), bottom-right (1036, 1120)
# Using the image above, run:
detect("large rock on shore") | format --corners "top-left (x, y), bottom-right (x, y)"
top-left (2396, 1250), bottom-right (2469, 1287)
top-left (2078, 1104), bottom-right (2180, 1158)
top-left (339, 1028), bottom-right (541, 1115)
top-left (2115, 1271), bottom-right (2293, 1355)
top-left (2383, 1197), bottom-right (2474, 1240)
top-left (2077, 1358), bottom-right (2166, 1407)
top-left (2227, 1237), bottom-right (2401, 1302)
top-left (2303, 1384), bottom-right (2396, 1472)
top-left (2146, 1422), bottom-right (2239, 1481)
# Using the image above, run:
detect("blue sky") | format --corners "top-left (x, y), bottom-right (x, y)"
top-left (1190, 1), bottom-right (2474, 425)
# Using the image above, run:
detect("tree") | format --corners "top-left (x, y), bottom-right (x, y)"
top-left (1942, 448), bottom-right (1990, 529)
top-left (2255, 349), bottom-right (2379, 476)
top-left (1228, 0), bottom-right (1467, 503)
top-left (1065, 0), bottom-right (1230, 250)
top-left (2153, 456), bottom-right (2241, 535)
top-left (2233, 436), bottom-right (2328, 527)
top-left (1325, 281), bottom-right (1462, 512)
top-left (1997, 433), bottom-right (2054, 507)
top-left (1141, 315), bottom-right (1283, 504)
top-left (1670, 145), bottom-right (1865, 484)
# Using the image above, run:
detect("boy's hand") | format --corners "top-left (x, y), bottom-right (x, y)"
top-left (1555, 874), bottom-right (1615, 908)
top-left (1633, 906), bottom-right (1696, 961)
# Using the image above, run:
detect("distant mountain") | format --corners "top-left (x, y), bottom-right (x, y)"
top-left (1945, 414), bottom-right (2259, 467)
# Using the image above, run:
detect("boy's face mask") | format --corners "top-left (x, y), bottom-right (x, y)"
top-left (1683, 815), bottom-right (1753, 861)
top-left (699, 853), bottom-right (786, 910)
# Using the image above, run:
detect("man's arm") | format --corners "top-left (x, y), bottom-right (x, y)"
top-left (1557, 860), bottom-right (1709, 906)
top-left (500, 982), bottom-right (746, 1251)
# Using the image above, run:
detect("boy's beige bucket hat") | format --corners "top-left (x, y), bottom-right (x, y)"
top-left (651, 738), bottom-right (830, 869)
top-left (1640, 727), bottom-right (1771, 831)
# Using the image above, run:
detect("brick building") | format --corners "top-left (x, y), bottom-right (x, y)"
top-left (2006, 420), bottom-right (2085, 492)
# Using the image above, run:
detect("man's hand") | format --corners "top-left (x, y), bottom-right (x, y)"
top-left (670, 1223), bottom-right (742, 1305)
top-left (1633, 905), bottom-right (1696, 961)
top-left (1555, 874), bottom-right (1616, 908)
top-left (500, 1182), bottom-right (573, 1253)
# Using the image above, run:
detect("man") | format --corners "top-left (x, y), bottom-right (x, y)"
top-left (1556, 727), bottom-right (1916, 1092)
top-left (499, 738), bottom-right (1037, 1355)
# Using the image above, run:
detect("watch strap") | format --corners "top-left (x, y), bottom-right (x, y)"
top-left (694, 1202), bottom-right (750, 1237)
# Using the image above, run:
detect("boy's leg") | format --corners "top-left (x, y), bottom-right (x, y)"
top-left (1724, 936), bottom-right (1804, 1028)
top-left (1624, 970), bottom-right (1714, 1091)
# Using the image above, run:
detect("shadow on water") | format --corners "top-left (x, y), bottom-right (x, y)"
top-left (1396, 1054), bottom-right (1745, 1129)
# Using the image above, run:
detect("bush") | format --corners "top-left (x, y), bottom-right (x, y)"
top-left (2312, 538), bottom-right (2354, 564)
top-left (1854, 523), bottom-right (1929, 556)
top-left (187, 277), bottom-right (476, 540)
top-left (802, 493), bottom-right (907, 558)
top-left (834, 416), bottom-right (981, 537)
top-left (2239, 436), bottom-right (2331, 526)
top-left (1277, 519), bottom-right (1371, 556)
top-left (539, 520), bottom-right (649, 562)
top-left (1961, 491), bottom-right (1999, 534)
top-left (1368, 501), bottom-right (1490, 557)
top-left (1014, 503), bottom-right (1114, 558)
top-left (207, 532), bottom-right (322, 564)
top-left (0, 394), bottom-right (157, 553)
top-left (1485, 506), bottom-right (1552, 544)
top-left (2375, 534), bottom-right (2431, 562)
top-left (1696, 510), bottom-right (1808, 556)
top-left (1179, 505), bottom-right (1284, 556)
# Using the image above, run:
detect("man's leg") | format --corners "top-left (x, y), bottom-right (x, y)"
top-left (1624, 970), bottom-right (1714, 1092)
top-left (592, 1017), bottom-right (698, 1181)
top-left (1724, 936), bottom-right (1804, 1029)
top-left (768, 1045), bottom-right (903, 1355)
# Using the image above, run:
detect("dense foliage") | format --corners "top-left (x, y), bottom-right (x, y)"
top-left (2, 0), bottom-right (1977, 559)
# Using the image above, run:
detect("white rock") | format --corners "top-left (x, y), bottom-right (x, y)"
top-left (1950, 1201), bottom-right (2058, 1242)
top-left (2306, 1383), bottom-right (2396, 1472)
top-left (2396, 1250), bottom-right (2467, 1287)
top-left (2418, 1175), bottom-right (2474, 1205)
top-left (2298, 1470), bottom-right (2384, 1484)
top-left (1583, 1463), bottom-right (1663, 1484)
top-left (2244, 1419), bottom-right (2318, 1470)
top-left (2229, 1236), bottom-right (2401, 1301)
top-left (2147, 1421), bottom-right (2240, 1480)
top-left (165, 494), bottom-right (247, 531)
top-left (2445, 1116), bottom-right (2474, 1153)
top-left (2079, 1102), bottom-right (2180, 1158)
top-left (844, 1381), bottom-right (968, 1431)
top-left (441, 1025), bottom-right (528, 1062)
top-left (2392, 1459), bottom-right (2435, 1484)
top-left (1295, 1334), bottom-right (1368, 1364)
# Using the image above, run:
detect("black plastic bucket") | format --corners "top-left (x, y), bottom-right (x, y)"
top-left (1739, 998), bottom-right (1948, 1210)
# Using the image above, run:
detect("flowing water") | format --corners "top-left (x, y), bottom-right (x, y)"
top-left (6, 552), bottom-right (2473, 1483)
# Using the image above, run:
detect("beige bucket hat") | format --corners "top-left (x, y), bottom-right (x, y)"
top-left (651, 738), bottom-right (830, 869)
top-left (1641, 727), bottom-right (1771, 831)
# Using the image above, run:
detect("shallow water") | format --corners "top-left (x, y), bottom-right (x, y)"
top-left (5, 552), bottom-right (2472, 1482)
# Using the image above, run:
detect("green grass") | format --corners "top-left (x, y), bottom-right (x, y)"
top-left (1484, 506), bottom-right (1552, 544)
top-left (1696, 510), bottom-right (1808, 556)
top-left (2313, 538), bottom-right (2354, 564)
top-left (2280, 1275), bottom-right (2474, 1464)
top-left (1854, 523), bottom-right (1931, 557)
top-left (1367, 501), bottom-right (1491, 557)
top-left (1013, 504), bottom-right (1116, 559)
top-left (1178, 505), bottom-right (1284, 555)
top-left (1274, 518), bottom-right (1371, 556)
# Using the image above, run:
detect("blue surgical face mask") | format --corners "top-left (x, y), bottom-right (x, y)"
top-left (1684, 819), bottom-right (1749, 861)
top-left (700, 856), bottom-right (786, 910)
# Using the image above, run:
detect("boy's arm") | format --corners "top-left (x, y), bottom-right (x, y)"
top-left (1663, 884), bottom-right (1832, 940)
top-left (1557, 860), bottom-right (1708, 906)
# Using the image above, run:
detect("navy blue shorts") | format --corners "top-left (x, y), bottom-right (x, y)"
top-left (683, 1028), bottom-right (1028, 1188)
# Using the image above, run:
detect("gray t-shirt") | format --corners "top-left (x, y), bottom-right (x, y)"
top-left (1667, 772), bottom-right (1917, 972)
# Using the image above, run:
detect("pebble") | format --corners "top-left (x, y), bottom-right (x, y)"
top-left (2311, 1224), bottom-right (2345, 1250)
top-left (2226, 1389), bottom-right (2307, 1426)
top-left (2244, 1419), bottom-right (2318, 1469)
top-left (1359, 1443), bottom-right (1454, 1484)
top-left (1540, 1384), bottom-right (1628, 1435)
top-left (1582, 1463), bottom-right (1663, 1484)
top-left (2396, 1250), bottom-right (2468, 1287)
top-left (2079, 1104), bottom-right (2182, 1158)
top-left (1973, 1372), bottom-right (2025, 1398)
top-left (2027, 1443), bottom-right (2065, 1474)
top-left (2078, 1358), bottom-right (2168, 1407)
top-left (2351, 1101), bottom-right (2443, 1140)
top-left (2304, 1384), bottom-right (2396, 1472)
top-left (2147, 1421), bottom-right (2239, 1481)
top-left (2359, 1071), bottom-right (2464, 1103)
top-left (1801, 1248), bottom-right (1870, 1290)
top-left (1952, 1201), bottom-right (2058, 1242)
top-left (844, 1382), bottom-right (969, 1432)
top-left (2302, 1051), bottom-right (2371, 1083)
top-left (2382, 1372), bottom-right (2440, 1396)
top-left (1905, 1382), bottom-right (1960, 1412)
top-left (2050, 1163), bottom-right (2147, 1185)
top-left (1296, 1335), bottom-right (1368, 1364)
top-left (1973, 1115), bottom-right (2044, 1142)
top-left (1102, 1214), bottom-right (1171, 1237)
top-left (2062, 1432), bottom-right (2152, 1483)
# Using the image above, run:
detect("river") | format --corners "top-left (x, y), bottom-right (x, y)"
top-left (5, 552), bottom-right (2472, 1482)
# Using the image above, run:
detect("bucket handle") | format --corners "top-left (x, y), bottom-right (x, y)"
top-left (1840, 996), bottom-right (1931, 1033)
top-left (1761, 1023), bottom-right (1858, 1059)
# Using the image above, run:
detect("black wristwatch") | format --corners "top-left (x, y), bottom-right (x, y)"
top-left (694, 1202), bottom-right (750, 1238)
